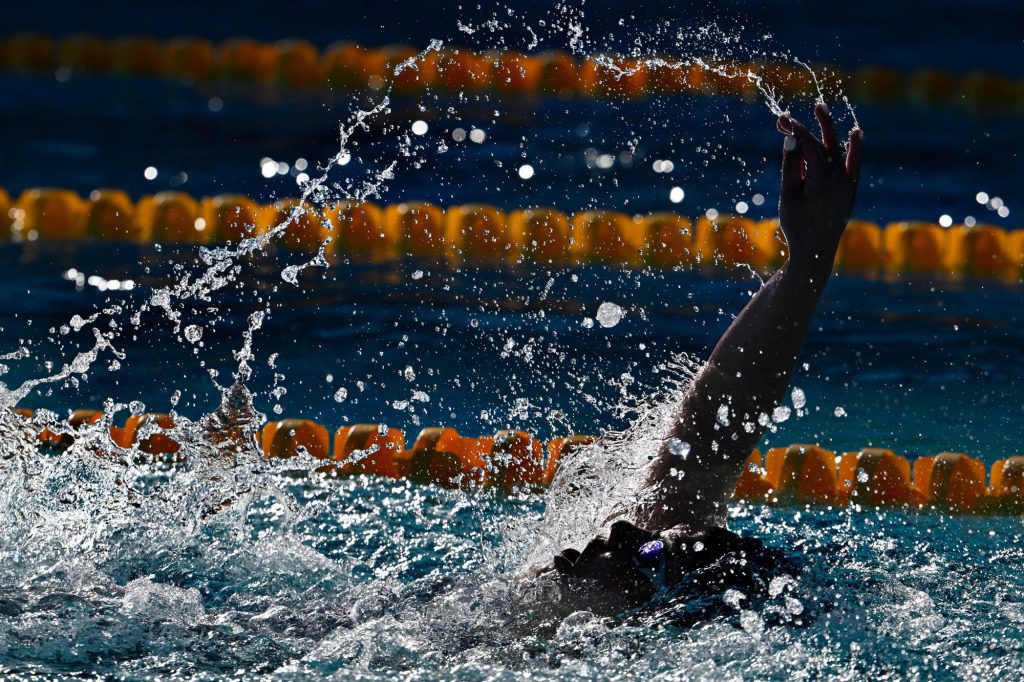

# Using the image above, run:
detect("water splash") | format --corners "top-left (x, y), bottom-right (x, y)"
top-left (0, 5), bottom-right (905, 678)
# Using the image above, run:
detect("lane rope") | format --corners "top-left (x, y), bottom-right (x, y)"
top-left (16, 408), bottom-right (1024, 514)
top-left (3, 186), bottom-right (1021, 280)
top-left (1, 33), bottom-right (1021, 113)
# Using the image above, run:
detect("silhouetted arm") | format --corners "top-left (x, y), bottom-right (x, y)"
top-left (637, 103), bottom-right (863, 531)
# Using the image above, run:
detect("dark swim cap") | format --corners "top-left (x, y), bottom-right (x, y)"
top-left (538, 521), bottom-right (780, 615)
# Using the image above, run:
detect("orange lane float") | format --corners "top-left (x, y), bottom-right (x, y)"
top-left (4, 33), bottom-right (55, 72)
top-left (537, 51), bottom-right (580, 96)
top-left (85, 189), bottom-right (147, 242)
top-left (322, 41), bottom-right (373, 89)
top-left (642, 213), bottom-right (702, 267)
top-left (446, 204), bottom-right (510, 265)
top-left (0, 189), bottom-right (12, 235)
top-left (111, 35), bottom-right (164, 77)
top-left (647, 59), bottom-right (705, 95)
top-left (326, 201), bottom-right (391, 261)
top-left (835, 220), bottom-right (883, 271)
top-left (201, 194), bottom-right (263, 244)
top-left (14, 188), bottom-right (86, 240)
top-left (907, 69), bottom-right (957, 107)
top-left (733, 449), bottom-right (775, 502)
top-left (765, 444), bottom-right (839, 505)
top-left (849, 65), bottom-right (904, 102)
top-left (408, 427), bottom-right (491, 488)
top-left (112, 413), bottom-right (181, 457)
top-left (333, 423), bottom-right (407, 477)
top-left (491, 51), bottom-right (542, 94)
top-left (261, 418), bottom-right (331, 459)
top-left (913, 452), bottom-right (987, 511)
top-left (383, 45), bottom-right (439, 92)
top-left (384, 201), bottom-right (447, 258)
top-left (702, 215), bottom-right (787, 270)
top-left (275, 39), bottom-right (323, 88)
top-left (59, 35), bottom-right (112, 74)
top-left (219, 37), bottom-right (279, 83)
top-left (884, 221), bottom-right (946, 273)
top-left (989, 456), bottom-right (1024, 512)
top-left (943, 223), bottom-right (1011, 277)
top-left (263, 200), bottom-right (329, 252)
top-left (580, 56), bottom-right (648, 98)
top-left (703, 62), bottom-right (760, 99)
top-left (161, 37), bottom-right (217, 81)
top-left (38, 408), bottom-right (103, 447)
top-left (508, 208), bottom-right (573, 264)
top-left (838, 448), bottom-right (919, 507)
top-left (436, 49), bottom-right (492, 92)
top-left (571, 210), bottom-right (644, 266)
top-left (136, 191), bottom-right (207, 244)
top-left (491, 430), bottom-right (546, 492)
top-left (961, 72), bottom-right (1021, 111)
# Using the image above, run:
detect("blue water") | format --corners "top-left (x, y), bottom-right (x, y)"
top-left (4, 244), bottom-right (1024, 461)
top-left (2, 2), bottom-right (1024, 679)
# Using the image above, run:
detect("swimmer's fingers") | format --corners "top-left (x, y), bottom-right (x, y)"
top-left (846, 127), bottom-right (863, 188)
top-left (779, 124), bottom-right (804, 199)
top-left (814, 102), bottom-right (842, 161)
top-left (779, 114), bottom-right (825, 176)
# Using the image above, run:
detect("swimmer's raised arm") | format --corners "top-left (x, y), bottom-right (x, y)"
top-left (637, 103), bottom-right (863, 531)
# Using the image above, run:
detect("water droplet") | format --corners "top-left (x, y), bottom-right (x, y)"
top-left (150, 289), bottom-right (170, 308)
top-left (723, 588), bottom-right (745, 609)
top-left (740, 610), bottom-right (764, 637)
top-left (834, 406), bottom-right (847, 418)
top-left (281, 265), bottom-right (300, 284)
top-left (772, 406), bottom-right (791, 423)
top-left (184, 325), bottom-right (203, 344)
top-left (595, 302), bottom-right (624, 328)
top-left (716, 404), bottom-right (731, 426)
top-left (769, 575), bottom-right (795, 597)
top-left (666, 438), bottom-right (691, 458)
top-left (791, 387), bottom-right (806, 409)
top-left (333, 388), bottom-right (348, 403)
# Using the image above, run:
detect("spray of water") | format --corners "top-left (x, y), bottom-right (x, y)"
top-left (0, 5), bottom-right (892, 678)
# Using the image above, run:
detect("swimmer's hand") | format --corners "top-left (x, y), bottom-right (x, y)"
top-left (534, 520), bottom-right (659, 615)
top-left (776, 102), bottom-right (863, 271)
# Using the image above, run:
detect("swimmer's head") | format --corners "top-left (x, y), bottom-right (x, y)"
top-left (534, 521), bottom-right (771, 616)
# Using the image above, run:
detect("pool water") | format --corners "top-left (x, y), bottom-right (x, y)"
top-left (4, 440), bottom-right (1024, 680)
top-left (2, 1), bottom-right (1024, 679)
top-left (4, 245), bottom-right (1024, 459)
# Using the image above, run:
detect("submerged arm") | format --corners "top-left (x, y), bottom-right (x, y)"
top-left (637, 103), bottom-right (863, 531)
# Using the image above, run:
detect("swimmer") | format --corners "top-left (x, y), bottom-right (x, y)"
top-left (535, 103), bottom-right (863, 616)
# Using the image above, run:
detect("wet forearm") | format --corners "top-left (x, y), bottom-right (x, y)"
top-left (639, 255), bottom-right (834, 529)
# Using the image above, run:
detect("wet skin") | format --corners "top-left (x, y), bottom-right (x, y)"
top-left (544, 104), bottom-right (863, 612)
